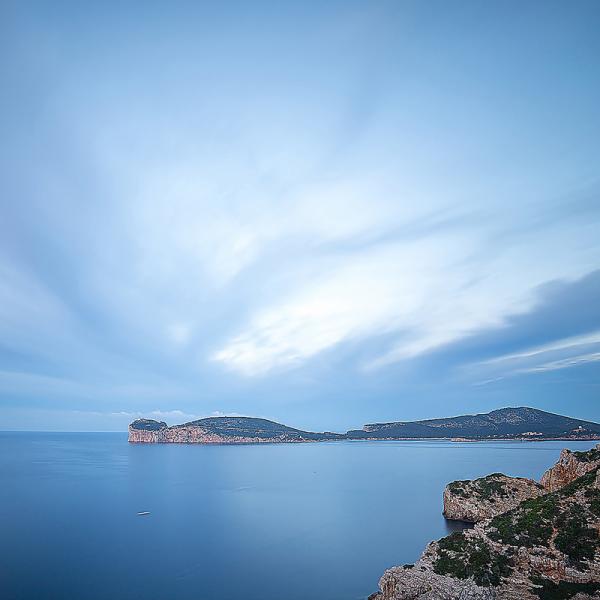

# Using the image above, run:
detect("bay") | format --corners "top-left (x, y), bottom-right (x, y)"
top-left (1, 433), bottom-right (596, 600)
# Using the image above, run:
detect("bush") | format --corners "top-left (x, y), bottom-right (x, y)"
top-left (530, 576), bottom-right (600, 599)
top-left (434, 534), bottom-right (512, 586)
top-left (488, 495), bottom-right (558, 548)
top-left (554, 507), bottom-right (599, 568)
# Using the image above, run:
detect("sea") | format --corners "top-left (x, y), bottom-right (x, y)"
top-left (1, 433), bottom-right (597, 600)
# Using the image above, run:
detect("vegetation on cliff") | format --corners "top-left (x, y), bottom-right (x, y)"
top-left (433, 532), bottom-right (512, 586)
top-left (131, 418), bottom-right (167, 431)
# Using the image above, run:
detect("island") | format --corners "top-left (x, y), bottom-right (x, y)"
top-left (369, 445), bottom-right (600, 599)
top-left (128, 407), bottom-right (600, 444)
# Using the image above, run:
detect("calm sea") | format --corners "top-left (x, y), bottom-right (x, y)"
top-left (0, 433), bottom-right (596, 600)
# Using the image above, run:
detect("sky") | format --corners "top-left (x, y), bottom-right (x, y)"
top-left (1, 0), bottom-right (600, 432)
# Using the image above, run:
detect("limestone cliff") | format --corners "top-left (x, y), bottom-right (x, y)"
top-left (541, 447), bottom-right (600, 492)
top-left (370, 445), bottom-right (600, 600)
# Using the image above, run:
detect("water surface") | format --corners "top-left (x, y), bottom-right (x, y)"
top-left (1, 433), bottom-right (596, 600)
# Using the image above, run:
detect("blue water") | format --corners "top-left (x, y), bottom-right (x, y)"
top-left (0, 434), bottom-right (597, 600)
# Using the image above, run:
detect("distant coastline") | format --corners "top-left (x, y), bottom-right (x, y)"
top-left (128, 407), bottom-right (600, 445)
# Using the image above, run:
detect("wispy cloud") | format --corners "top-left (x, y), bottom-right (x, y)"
top-left (480, 331), bottom-right (600, 366)
top-left (213, 218), bottom-right (600, 376)
top-left (468, 325), bottom-right (600, 384)
top-left (1, 0), bottom-right (600, 428)
top-left (517, 352), bottom-right (600, 374)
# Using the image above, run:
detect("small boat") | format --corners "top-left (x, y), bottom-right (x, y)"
top-left (137, 511), bottom-right (150, 516)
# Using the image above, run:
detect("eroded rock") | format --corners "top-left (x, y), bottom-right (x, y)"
top-left (541, 446), bottom-right (600, 491)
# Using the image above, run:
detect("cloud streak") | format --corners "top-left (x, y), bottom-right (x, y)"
top-left (1, 0), bottom-right (600, 429)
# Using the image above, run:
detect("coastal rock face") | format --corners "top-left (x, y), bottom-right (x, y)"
top-left (370, 446), bottom-right (600, 600)
top-left (541, 446), bottom-right (600, 491)
top-left (443, 474), bottom-right (544, 523)
top-left (127, 419), bottom-right (167, 443)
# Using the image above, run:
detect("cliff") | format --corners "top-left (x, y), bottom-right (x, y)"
top-left (370, 445), bottom-right (600, 599)
top-left (541, 447), bottom-right (600, 492)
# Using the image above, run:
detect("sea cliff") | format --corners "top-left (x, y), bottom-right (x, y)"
top-left (541, 447), bottom-right (600, 492)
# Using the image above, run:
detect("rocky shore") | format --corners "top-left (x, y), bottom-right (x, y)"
top-left (370, 445), bottom-right (600, 599)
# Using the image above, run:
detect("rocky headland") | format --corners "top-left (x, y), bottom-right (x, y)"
top-left (370, 444), bottom-right (600, 599)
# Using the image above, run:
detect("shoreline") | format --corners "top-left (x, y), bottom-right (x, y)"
top-left (127, 435), bottom-right (600, 445)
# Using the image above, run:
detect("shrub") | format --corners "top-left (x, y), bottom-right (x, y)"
top-left (433, 534), bottom-right (512, 586)
top-left (530, 575), bottom-right (600, 599)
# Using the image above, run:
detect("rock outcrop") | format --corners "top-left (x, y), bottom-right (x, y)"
top-left (541, 447), bottom-right (600, 491)
top-left (370, 445), bottom-right (600, 600)
top-left (443, 473), bottom-right (544, 523)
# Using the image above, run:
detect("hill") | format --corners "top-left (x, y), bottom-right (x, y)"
top-left (129, 408), bottom-right (600, 444)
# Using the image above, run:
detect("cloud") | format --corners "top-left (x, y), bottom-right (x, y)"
top-left (166, 322), bottom-right (193, 346)
top-left (2, 0), bottom-right (600, 429)
top-left (213, 217), bottom-right (600, 376)
top-left (481, 330), bottom-right (600, 366)
top-left (109, 409), bottom-right (202, 422)
top-left (107, 409), bottom-right (250, 423)
top-left (450, 271), bottom-right (600, 383)
top-left (517, 352), bottom-right (600, 374)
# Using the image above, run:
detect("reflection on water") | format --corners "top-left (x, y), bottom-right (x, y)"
top-left (444, 518), bottom-right (474, 535)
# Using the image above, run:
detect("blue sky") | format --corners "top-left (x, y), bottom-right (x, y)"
top-left (1, 0), bottom-right (600, 431)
